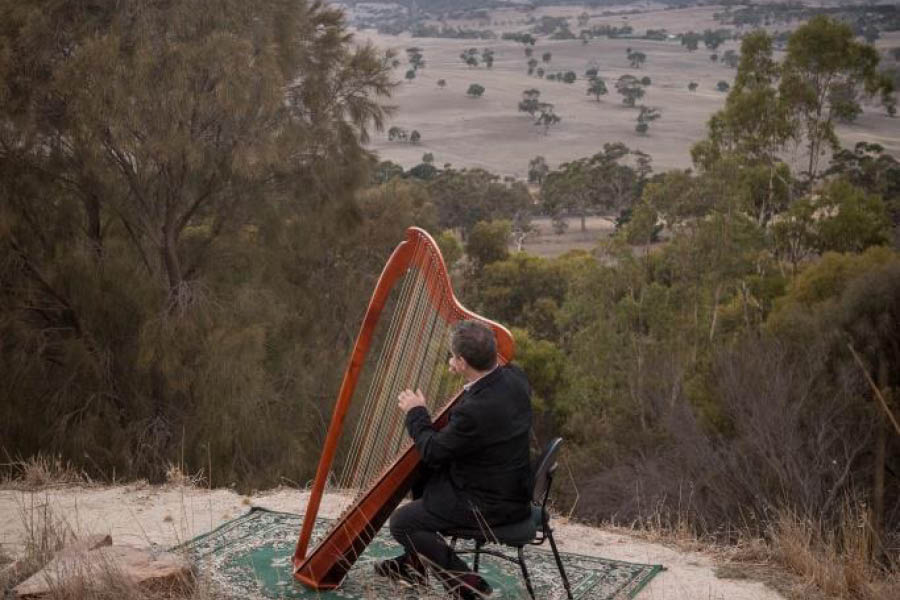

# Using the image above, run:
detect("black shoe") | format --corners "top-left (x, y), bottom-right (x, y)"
top-left (374, 554), bottom-right (428, 587)
top-left (452, 573), bottom-right (492, 599)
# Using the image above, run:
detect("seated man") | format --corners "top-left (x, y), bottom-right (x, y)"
top-left (375, 320), bottom-right (533, 599)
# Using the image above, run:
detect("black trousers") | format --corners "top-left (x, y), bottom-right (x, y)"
top-left (389, 498), bottom-right (475, 575)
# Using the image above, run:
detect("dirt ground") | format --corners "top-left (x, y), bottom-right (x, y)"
top-left (0, 484), bottom-right (786, 600)
top-left (355, 4), bottom-right (900, 179)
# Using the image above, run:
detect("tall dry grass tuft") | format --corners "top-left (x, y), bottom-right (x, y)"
top-left (770, 501), bottom-right (900, 600)
top-left (2, 454), bottom-right (91, 490)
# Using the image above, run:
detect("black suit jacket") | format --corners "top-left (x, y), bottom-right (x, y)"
top-left (405, 364), bottom-right (533, 526)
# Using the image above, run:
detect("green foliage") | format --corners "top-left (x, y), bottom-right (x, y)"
top-left (466, 83), bottom-right (485, 97)
top-left (435, 230), bottom-right (463, 268)
top-left (528, 156), bottom-right (550, 185)
top-left (616, 74), bottom-right (646, 107)
top-left (466, 220), bottom-right (511, 271)
top-left (587, 77), bottom-right (608, 101)
top-left (635, 106), bottom-right (661, 135)
top-left (716, 80), bottom-right (730, 92)
top-left (815, 179), bottom-right (891, 253)
top-left (0, 0), bottom-right (395, 486)
top-left (780, 16), bottom-right (895, 181)
top-left (688, 81), bottom-right (699, 91)
top-left (426, 169), bottom-right (530, 238)
top-left (627, 50), bottom-right (647, 69)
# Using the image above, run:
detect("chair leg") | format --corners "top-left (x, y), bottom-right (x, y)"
top-left (516, 546), bottom-right (536, 600)
top-left (473, 540), bottom-right (482, 573)
top-left (546, 529), bottom-right (573, 600)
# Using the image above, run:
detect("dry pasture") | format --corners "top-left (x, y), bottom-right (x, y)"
top-left (355, 4), bottom-right (900, 178)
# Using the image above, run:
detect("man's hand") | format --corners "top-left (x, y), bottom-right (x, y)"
top-left (398, 388), bottom-right (427, 413)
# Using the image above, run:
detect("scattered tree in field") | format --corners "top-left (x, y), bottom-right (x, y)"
top-left (524, 47), bottom-right (533, 58)
top-left (527, 58), bottom-right (538, 75)
top-left (616, 74), bottom-right (646, 106)
top-left (410, 130), bottom-right (421, 143)
top-left (467, 83), bottom-right (485, 97)
top-left (587, 77), bottom-right (608, 101)
top-left (542, 52), bottom-right (552, 63)
top-left (437, 79), bottom-right (446, 89)
top-left (422, 152), bottom-right (434, 164)
top-left (461, 48), bottom-right (480, 67)
top-left (483, 48), bottom-right (495, 68)
top-left (717, 80), bottom-right (730, 92)
top-left (722, 49), bottom-right (740, 68)
top-left (405, 69), bottom-right (416, 82)
top-left (703, 28), bottom-right (727, 50)
top-left (585, 67), bottom-right (599, 79)
top-left (635, 105), bottom-right (661, 134)
top-left (628, 50), bottom-right (647, 69)
top-left (640, 76), bottom-right (652, 86)
top-left (528, 156), bottom-right (550, 184)
top-left (536, 67), bottom-right (545, 78)
top-left (407, 47), bottom-right (425, 70)
top-left (577, 11), bottom-right (590, 27)
top-left (562, 71), bottom-right (577, 84)
top-left (711, 53), bottom-right (719, 62)
top-left (682, 31), bottom-right (700, 51)
top-left (535, 106), bottom-right (561, 134)
top-left (688, 81), bottom-right (699, 91)
top-left (388, 126), bottom-right (408, 141)
top-left (519, 89), bottom-right (543, 116)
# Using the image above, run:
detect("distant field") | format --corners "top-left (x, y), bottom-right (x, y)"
top-left (518, 215), bottom-right (617, 258)
top-left (353, 3), bottom-right (900, 179)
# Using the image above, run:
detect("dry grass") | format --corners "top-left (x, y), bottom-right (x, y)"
top-left (1, 454), bottom-right (92, 491)
top-left (769, 503), bottom-right (900, 600)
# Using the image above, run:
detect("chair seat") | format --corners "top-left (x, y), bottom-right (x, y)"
top-left (444, 506), bottom-right (542, 546)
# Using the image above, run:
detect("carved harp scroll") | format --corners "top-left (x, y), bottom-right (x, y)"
top-left (292, 227), bottom-right (514, 589)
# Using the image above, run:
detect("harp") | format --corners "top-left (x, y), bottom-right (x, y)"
top-left (292, 227), bottom-right (514, 590)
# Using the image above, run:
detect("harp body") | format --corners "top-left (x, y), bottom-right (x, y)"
top-left (292, 227), bottom-right (514, 589)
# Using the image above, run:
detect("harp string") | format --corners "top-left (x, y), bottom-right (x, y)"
top-left (337, 239), bottom-right (458, 498)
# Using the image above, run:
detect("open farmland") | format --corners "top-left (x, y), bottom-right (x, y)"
top-left (354, 3), bottom-right (900, 178)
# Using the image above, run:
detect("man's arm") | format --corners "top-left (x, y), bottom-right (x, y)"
top-left (399, 389), bottom-right (481, 467)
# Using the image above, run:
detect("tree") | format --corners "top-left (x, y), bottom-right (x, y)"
top-left (460, 48), bottom-right (480, 67)
top-left (542, 52), bottom-right (552, 63)
top-left (703, 29), bottom-right (727, 50)
top-left (682, 31), bottom-right (701, 51)
top-left (410, 130), bottom-right (422, 143)
top-left (0, 0), bottom-right (395, 483)
top-left (717, 80), bottom-right (730, 92)
top-left (636, 106), bottom-right (661, 134)
top-left (780, 16), bottom-right (895, 181)
top-left (518, 89), bottom-right (542, 117)
top-left (535, 105), bottom-right (561, 134)
top-left (711, 53), bottom-right (719, 63)
top-left (640, 76), bottom-right (652, 86)
top-left (616, 74), bottom-right (646, 107)
top-left (722, 49), bottom-right (740, 68)
top-left (562, 71), bottom-right (577, 84)
top-left (536, 67), bottom-right (545, 78)
top-left (525, 47), bottom-right (533, 58)
top-left (628, 50), bottom-right (647, 69)
top-left (467, 84), bottom-right (485, 98)
top-left (587, 77), bottom-right (608, 101)
top-left (688, 81), bottom-right (699, 91)
top-left (528, 156), bottom-right (550, 185)
top-left (466, 220), bottom-right (511, 272)
top-left (388, 126), bottom-right (408, 141)
top-left (585, 67), bottom-right (599, 79)
top-left (423, 152), bottom-right (434, 164)
top-left (483, 48), bottom-right (495, 68)
top-left (437, 79), bottom-right (447, 89)
top-left (405, 68), bottom-right (416, 82)
top-left (407, 47), bottom-right (425, 70)
top-left (527, 58), bottom-right (538, 75)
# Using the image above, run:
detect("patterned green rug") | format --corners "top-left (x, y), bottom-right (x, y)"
top-left (177, 508), bottom-right (662, 599)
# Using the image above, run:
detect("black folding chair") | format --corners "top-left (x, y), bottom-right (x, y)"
top-left (445, 437), bottom-right (573, 599)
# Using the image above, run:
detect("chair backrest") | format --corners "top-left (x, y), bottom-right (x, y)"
top-left (532, 437), bottom-right (563, 505)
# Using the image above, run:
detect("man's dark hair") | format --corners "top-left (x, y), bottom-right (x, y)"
top-left (451, 321), bottom-right (497, 371)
